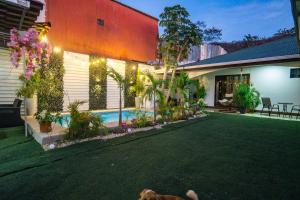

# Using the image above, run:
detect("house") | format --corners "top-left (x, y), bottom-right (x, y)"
top-left (0, 0), bottom-right (158, 112)
top-left (0, 0), bottom-right (44, 113)
top-left (170, 0), bottom-right (300, 111)
top-left (179, 36), bottom-right (300, 110)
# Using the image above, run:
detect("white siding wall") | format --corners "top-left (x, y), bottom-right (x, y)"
top-left (63, 51), bottom-right (89, 111)
top-left (197, 65), bottom-right (300, 109)
top-left (0, 48), bottom-right (23, 111)
top-left (138, 63), bottom-right (155, 109)
top-left (106, 58), bottom-right (125, 109)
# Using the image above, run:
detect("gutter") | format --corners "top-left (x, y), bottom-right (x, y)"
top-left (177, 54), bottom-right (300, 71)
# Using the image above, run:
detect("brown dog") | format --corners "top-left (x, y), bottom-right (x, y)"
top-left (138, 189), bottom-right (199, 200)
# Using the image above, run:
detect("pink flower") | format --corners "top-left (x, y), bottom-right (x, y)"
top-left (8, 28), bottom-right (52, 79)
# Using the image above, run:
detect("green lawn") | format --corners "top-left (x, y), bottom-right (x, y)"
top-left (0, 113), bottom-right (300, 200)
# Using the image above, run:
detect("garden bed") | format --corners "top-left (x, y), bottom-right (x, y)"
top-left (37, 113), bottom-right (207, 151)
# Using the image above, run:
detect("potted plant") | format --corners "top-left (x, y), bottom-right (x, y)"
top-left (234, 83), bottom-right (249, 114)
top-left (234, 83), bottom-right (260, 114)
top-left (16, 73), bottom-right (39, 116)
top-left (35, 110), bottom-right (62, 133)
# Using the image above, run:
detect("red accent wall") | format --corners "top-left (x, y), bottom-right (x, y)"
top-left (46, 0), bottom-right (158, 62)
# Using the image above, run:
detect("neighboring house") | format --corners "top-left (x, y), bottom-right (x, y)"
top-left (180, 44), bottom-right (227, 65)
top-left (0, 0), bottom-right (158, 112)
top-left (180, 36), bottom-right (300, 109)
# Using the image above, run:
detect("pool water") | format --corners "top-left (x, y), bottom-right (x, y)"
top-left (59, 110), bottom-right (152, 128)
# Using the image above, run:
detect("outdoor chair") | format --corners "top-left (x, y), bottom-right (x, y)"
top-left (0, 99), bottom-right (24, 128)
top-left (290, 105), bottom-right (300, 119)
top-left (260, 97), bottom-right (280, 117)
top-left (219, 93), bottom-right (233, 108)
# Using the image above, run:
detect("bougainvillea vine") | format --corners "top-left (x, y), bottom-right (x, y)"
top-left (7, 28), bottom-right (51, 79)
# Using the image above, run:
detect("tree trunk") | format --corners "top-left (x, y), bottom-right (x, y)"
top-left (166, 64), bottom-right (177, 101)
top-left (166, 41), bottom-right (189, 101)
top-left (153, 91), bottom-right (156, 122)
top-left (161, 64), bottom-right (169, 89)
top-left (119, 86), bottom-right (122, 127)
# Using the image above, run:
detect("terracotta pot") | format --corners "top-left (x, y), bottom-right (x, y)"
top-left (39, 122), bottom-right (52, 133)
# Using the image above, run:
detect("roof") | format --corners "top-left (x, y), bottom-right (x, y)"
top-left (181, 36), bottom-right (300, 69)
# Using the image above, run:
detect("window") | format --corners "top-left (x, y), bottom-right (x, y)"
top-left (97, 19), bottom-right (104, 26)
top-left (290, 68), bottom-right (300, 78)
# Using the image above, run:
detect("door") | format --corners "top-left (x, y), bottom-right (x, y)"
top-left (214, 74), bottom-right (250, 106)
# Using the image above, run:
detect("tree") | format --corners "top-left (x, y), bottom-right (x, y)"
top-left (203, 27), bottom-right (222, 42)
top-left (196, 21), bottom-right (222, 43)
top-left (143, 72), bottom-right (164, 122)
top-left (243, 34), bottom-right (261, 47)
top-left (274, 27), bottom-right (295, 37)
top-left (107, 68), bottom-right (127, 126)
top-left (174, 72), bottom-right (191, 110)
top-left (159, 5), bottom-right (202, 101)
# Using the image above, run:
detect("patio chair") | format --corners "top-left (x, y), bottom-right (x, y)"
top-left (260, 97), bottom-right (280, 117)
top-left (218, 93), bottom-right (233, 109)
top-left (0, 99), bottom-right (24, 128)
top-left (290, 105), bottom-right (300, 119)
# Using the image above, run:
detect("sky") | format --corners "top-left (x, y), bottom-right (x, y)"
top-left (118, 0), bottom-right (294, 42)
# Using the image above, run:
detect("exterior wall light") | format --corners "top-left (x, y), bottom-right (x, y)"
top-left (41, 35), bottom-right (48, 43)
top-left (53, 47), bottom-right (61, 53)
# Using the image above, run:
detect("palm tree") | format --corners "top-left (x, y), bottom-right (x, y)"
top-left (143, 72), bottom-right (163, 122)
top-left (169, 72), bottom-right (194, 118)
top-left (107, 68), bottom-right (127, 126)
top-left (175, 72), bottom-right (191, 106)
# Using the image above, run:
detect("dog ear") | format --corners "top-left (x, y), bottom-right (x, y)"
top-left (140, 189), bottom-right (149, 196)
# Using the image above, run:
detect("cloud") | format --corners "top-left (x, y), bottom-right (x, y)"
top-left (193, 0), bottom-right (294, 41)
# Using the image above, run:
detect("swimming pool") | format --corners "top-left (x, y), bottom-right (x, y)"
top-left (58, 110), bottom-right (152, 128)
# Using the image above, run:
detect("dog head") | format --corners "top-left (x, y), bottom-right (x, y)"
top-left (139, 189), bottom-right (158, 200)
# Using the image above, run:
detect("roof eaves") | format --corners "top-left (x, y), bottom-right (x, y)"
top-left (178, 54), bottom-right (300, 71)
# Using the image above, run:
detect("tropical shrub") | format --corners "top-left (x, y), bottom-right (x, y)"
top-left (16, 73), bottom-right (40, 98)
top-left (171, 105), bottom-right (185, 121)
top-left (248, 87), bottom-right (261, 111)
top-left (35, 110), bottom-right (63, 124)
top-left (65, 100), bottom-right (102, 140)
top-left (197, 98), bottom-right (207, 112)
top-left (124, 62), bottom-right (138, 107)
top-left (131, 111), bottom-right (152, 128)
top-left (234, 83), bottom-right (260, 113)
top-left (190, 79), bottom-right (206, 99)
top-left (143, 72), bottom-right (164, 121)
top-left (157, 97), bottom-right (170, 121)
top-left (197, 84), bottom-right (206, 99)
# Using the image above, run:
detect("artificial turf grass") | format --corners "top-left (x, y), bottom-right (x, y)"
top-left (0, 113), bottom-right (299, 200)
